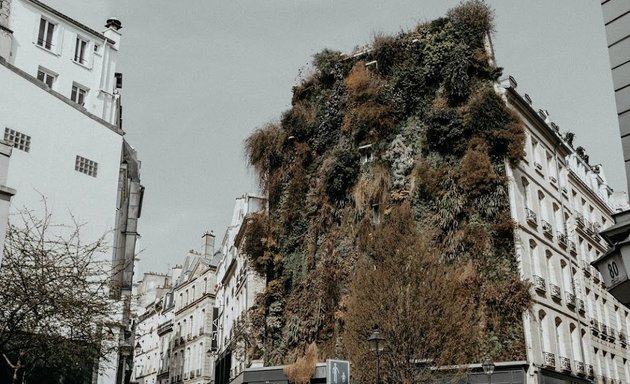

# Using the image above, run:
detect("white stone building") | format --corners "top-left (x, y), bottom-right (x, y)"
top-left (133, 300), bottom-right (168, 384)
top-left (502, 76), bottom-right (630, 384)
top-left (169, 233), bottom-right (220, 384)
top-left (214, 194), bottom-right (267, 384)
top-left (0, 1), bottom-right (142, 383)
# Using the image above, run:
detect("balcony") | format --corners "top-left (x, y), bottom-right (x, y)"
top-left (608, 327), bottom-right (616, 342)
top-left (591, 319), bottom-right (600, 336)
top-left (582, 260), bottom-right (592, 276)
top-left (196, 369), bottom-right (201, 377)
top-left (550, 284), bottom-right (562, 301)
top-left (575, 361), bottom-right (585, 376)
top-left (601, 324), bottom-right (608, 340)
top-left (587, 364), bottom-right (594, 378)
top-left (550, 176), bottom-right (557, 184)
top-left (199, 326), bottom-right (204, 336)
top-left (557, 232), bottom-right (568, 247)
top-left (620, 331), bottom-right (627, 347)
top-left (593, 222), bottom-right (602, 240)
top-left (543, 351), bottom-right (556, 368)
top-left (585, 220), bottom-right (594, 235)
top-left (533, 275), bottom-right (546, 293)
top-left (568, 241), bottom-right (577, 255)
top-left (565, 291), bottom-right (576, 308)
top-left (526, 208), bottom-right (538, 226)
top-left (559, 356), bottom-right (571, 372)
top-left (534, 162), bottom-right (543, 172)
top-left (542, 220), bottom-right (553, 238)
top-left (575, 212), bottom-right (585, 227)
top-left (593, 268), bottom-right (601, 283)
top-left (577, 299), bottom-right (585, 315)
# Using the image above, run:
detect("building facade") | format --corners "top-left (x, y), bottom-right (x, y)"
top-left (600, 0), bottom-right (630, 195)
top-left (170, 245), bottom-right (218, 384)
top-left (502, 77), bottom-right (630, 384)
top-left (0, 1), bottom-right (142, 383)
top-left (214, 194), bottom-right (267, 384)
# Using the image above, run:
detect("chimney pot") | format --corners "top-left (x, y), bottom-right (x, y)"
top-left (105, 18), bottom-right (122, 31)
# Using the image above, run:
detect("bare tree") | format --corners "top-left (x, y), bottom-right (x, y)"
top-left (0, 208), bottom-right (115, 384)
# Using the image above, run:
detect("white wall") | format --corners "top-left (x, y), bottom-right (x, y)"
top-left (8, 0), bottom-right (119, 124)
top-left (0, 63), bottom-right (122, 250)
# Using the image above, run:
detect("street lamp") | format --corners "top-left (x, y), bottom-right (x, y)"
top-left (368, 325), bottom-right (386, 384)
top-left (482, 357), bottom-right (495, 384)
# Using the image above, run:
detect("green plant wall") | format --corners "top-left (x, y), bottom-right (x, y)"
top-left (243, 1), bottom-right (531, 380)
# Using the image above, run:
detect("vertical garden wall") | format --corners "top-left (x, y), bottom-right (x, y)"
top-left (243, 1), bottom-right (531, 382)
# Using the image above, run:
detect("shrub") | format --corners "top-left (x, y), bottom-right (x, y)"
top-left (458, 140), bottom-right (497, 195)
top-left (447, 0), bottom-right (495, 48)
top-left (245, 123), bottom-right (287, 189)
top-left (425, 107), bottom-right (466, 155)
top-left (323, 148), bottom-right (360, 202)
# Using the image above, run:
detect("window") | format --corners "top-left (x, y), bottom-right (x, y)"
top-left (75, 155), bottom-right (98, 177)
top-left (71, 83), bottom-right (88, 106)
top-left (37, 18), bottom-right (55, 50)
top-left (74, 36), bottom-right (88, 64)
top-left (36, 68), bottom-right (56, 88)
top-left (4, 128), bottom-right (31, 152)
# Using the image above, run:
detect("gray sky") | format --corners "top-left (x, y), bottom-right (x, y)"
top-left (46, 0), bottom-right (624, 275)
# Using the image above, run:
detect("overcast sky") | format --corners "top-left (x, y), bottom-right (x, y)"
top-left (45, 0), bottom-right (624, 275)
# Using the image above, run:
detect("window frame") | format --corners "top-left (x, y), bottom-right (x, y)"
top-left (36, 17), bottom-right (56, 51)
top-left (36, 67), bottom-right (57, 88)
top-left (75, 155), bottom-right (98, 177)
top-left (4, 128), bottom-right (31, 153)
top-left (73, 35), bottom-right (89, 65)
top-left (70, 83), bottom-right (88, 106)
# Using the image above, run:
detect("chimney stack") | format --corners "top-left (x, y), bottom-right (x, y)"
top-left (103, 17), bottom-right (122, 49)
top-left (202, 231), bottom-right (215, 258)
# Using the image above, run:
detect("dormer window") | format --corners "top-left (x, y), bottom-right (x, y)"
top-left (74, 36), bottom-right (89, 65)
top-left (37, 18), bottom-right (56, 50)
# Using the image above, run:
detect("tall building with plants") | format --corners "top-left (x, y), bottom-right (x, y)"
top-left (239, 1), bottom-right (630, 383)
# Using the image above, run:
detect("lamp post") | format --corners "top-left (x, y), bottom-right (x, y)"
top-left (482, 357), bottom-right (495, 384)
top-left (368, 325), bottom-right (386, 384)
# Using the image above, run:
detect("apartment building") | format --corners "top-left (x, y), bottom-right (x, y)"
top-left (214, 194), bottom-right (267, 384)
top-left (2, 0), bottom-right (122, 125)
top-left (502, 77), bottom-right (630, 384)
top-left (0, 1), bottom-right (142, 383)
top-left (170, 234), bottom-right (219, 384)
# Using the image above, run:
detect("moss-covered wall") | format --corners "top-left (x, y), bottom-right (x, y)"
top-left (243, 1), bottom-right (531, 381)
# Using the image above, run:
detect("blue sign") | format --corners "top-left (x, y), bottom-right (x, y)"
top-left (327, 359), bottom-right (350, 384)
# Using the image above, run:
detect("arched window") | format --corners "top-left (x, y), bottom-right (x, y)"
top-left (570, 323), bottom-right (582, 363)
top-left (555, 317), bottom-right (567, 358)
top-left (546, 250), bottom-right (558, 286)
top-left (522, 177), bottom-right (531, 209)
top-left (538, 190), bottom-right (548, 223)
top-left (539, 310), bottom-right (551, 353)
top-left (553, 203), bottom-right (563, 234)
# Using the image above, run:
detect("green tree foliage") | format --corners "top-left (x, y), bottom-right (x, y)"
top-left (243, 0), bottom-right (530, 379)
